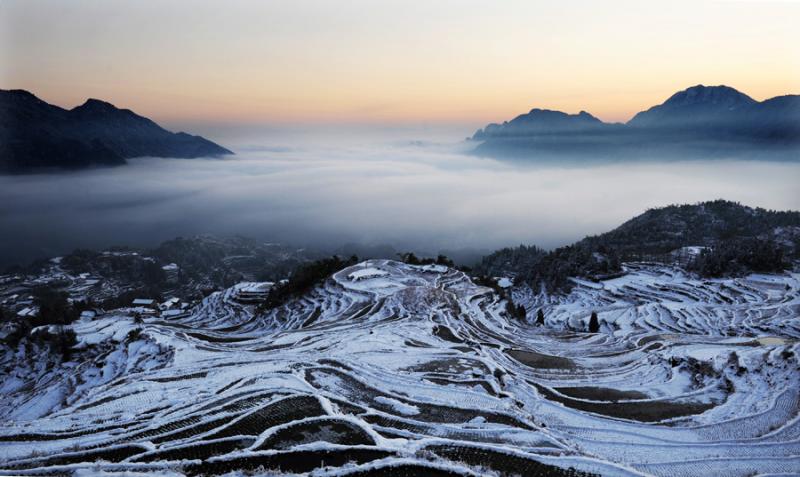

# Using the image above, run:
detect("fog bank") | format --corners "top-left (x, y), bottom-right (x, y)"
top-left (1, 127), bottom-right (799, 267)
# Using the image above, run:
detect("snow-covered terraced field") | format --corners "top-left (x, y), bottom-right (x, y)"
top-left (1, 260), bottom-right (798, 476)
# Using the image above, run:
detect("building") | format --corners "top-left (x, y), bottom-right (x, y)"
top-left (161, 309), bottom-right (190, 320)
top-left (132, 298), bottom-right (156, 308)
top-left (159, 297), bottom-right (181, 311)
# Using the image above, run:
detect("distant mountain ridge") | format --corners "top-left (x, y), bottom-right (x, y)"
top-left (628, 85), bottom-right (757, 127)
top-left (473, 109), bottom-right (605, 140)
top-left (472, 85), bottom-right (800, 159)
top-left (0, 89), bottom-right (233, 173)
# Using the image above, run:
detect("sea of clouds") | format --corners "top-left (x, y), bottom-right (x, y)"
top-left (1, 125), bottom-right (798, 267)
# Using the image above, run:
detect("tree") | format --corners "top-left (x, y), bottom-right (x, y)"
top-left (504, 299), bottom-right (526, 322)
top-left (55, 327), bottom-right (77, 362)
top-left (516, 304), bottom-right (526, 322)
top-left (588, 311), bottom-right (600, 333)
top-left (536, 309), bottom-right (545, 326)
top-left (260, 255), bottom-right (359, 310)
top-left (33, 287), bottom-right (77, 327)
top-left (397, 252), bottom-right (421, 265)
top-left (435, 255), bottom-right (455, 267)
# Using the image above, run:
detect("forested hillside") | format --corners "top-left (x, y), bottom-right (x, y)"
top-left (476, 200), bottom-right (800, 292)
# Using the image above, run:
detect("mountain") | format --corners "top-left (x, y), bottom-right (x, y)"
top-left (476, 200), bottom-right (800, 291)
top-left (744, 94), bottom-right (800, 141)
top-left (628, 84), bottom-right (757, 127)
top-left (473, 108), bottom-right (606, 140)
top-left (0, 89), bottom-right (233, 173)
top-left (472, 85), bottom-right (800, 160)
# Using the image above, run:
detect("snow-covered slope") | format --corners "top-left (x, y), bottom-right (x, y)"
top-left (0, 260), bottom-right (798, 476)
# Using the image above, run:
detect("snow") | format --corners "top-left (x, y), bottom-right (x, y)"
top-left (160, 309), bottom-right (187, 318)
top-left (421, 264), bottom-right (448, 273)
top-left (74, 471), bottom-right (184, 477)
top-left (80, 310), bottom-right (96, 320)
top-left (374, 396), bottom-right (420, 416)
top-left (16, 306), bottom-right (37, 317)
top-left (237, 282), bottom-right (273, 293)
top-left (1, 260), bottom-right (798, 476)
top-left (347, 267), bottom-right (390, 281)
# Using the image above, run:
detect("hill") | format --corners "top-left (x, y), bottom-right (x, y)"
top-left (0, 89), bottom-right (233, 173)
top-left (476, 200), bottom-right (800, 291)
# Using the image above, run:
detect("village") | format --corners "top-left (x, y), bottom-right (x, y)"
top-left (0, 251), bottom-right (188, 323)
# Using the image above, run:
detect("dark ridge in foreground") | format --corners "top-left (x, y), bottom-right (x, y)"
top-left (0, 89), bottom-right (233, 173)
top-left (476, 199), bottom-right (800, 292)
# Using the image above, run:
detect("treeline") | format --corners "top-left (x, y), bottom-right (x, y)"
top-left (476, 242), bottom-right (621, 293)
top-left (515, 241), bottom-right (622, 293)
top-left (259, 255), bottom-right (359, 310)
top-left (688, 238), bottom-right (786, 277)
top-left (474, 245), bottom-right (546, 278)
top-left (396, 253), bottom-right (455, 267)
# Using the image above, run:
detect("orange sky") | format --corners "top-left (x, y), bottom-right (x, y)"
top-left (2, 0), bottom-right (799, 126)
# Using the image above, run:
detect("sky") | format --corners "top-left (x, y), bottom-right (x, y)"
top-left (2, 0), bottom-right (799, 128)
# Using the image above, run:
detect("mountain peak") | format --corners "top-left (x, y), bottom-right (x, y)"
top-left (662, 84), bottom-right (756, 108)
top-left (473, 107), bottom-right (603, 140)
top-left (2, 88), bottom-right (39, 99)
top-left (628, 84), bottom-right (756, 127)
top-left (0, 89), bottom-right (54, 109)
top-left (521, 108), bottom-right (600, 122)
top-left (73, 98), bottom-right (124, 113)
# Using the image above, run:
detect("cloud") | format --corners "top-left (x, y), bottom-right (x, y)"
top-left (0, 129), bottom-right (799, 267)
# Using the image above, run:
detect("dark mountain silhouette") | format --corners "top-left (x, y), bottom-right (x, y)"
top-left (743, 94), bottom-right (800, 141)
top-left (472, 85), bottom-right (800, 160)
top-left (628, 85), bottom-right (757, 127)
top-left (0, 89), bottom-right (233, 173)
top-left (473, 109), bottom-right (606, 140)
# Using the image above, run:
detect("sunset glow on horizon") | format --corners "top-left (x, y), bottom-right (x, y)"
top-left (2, 0), bottom-right (799, 128)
